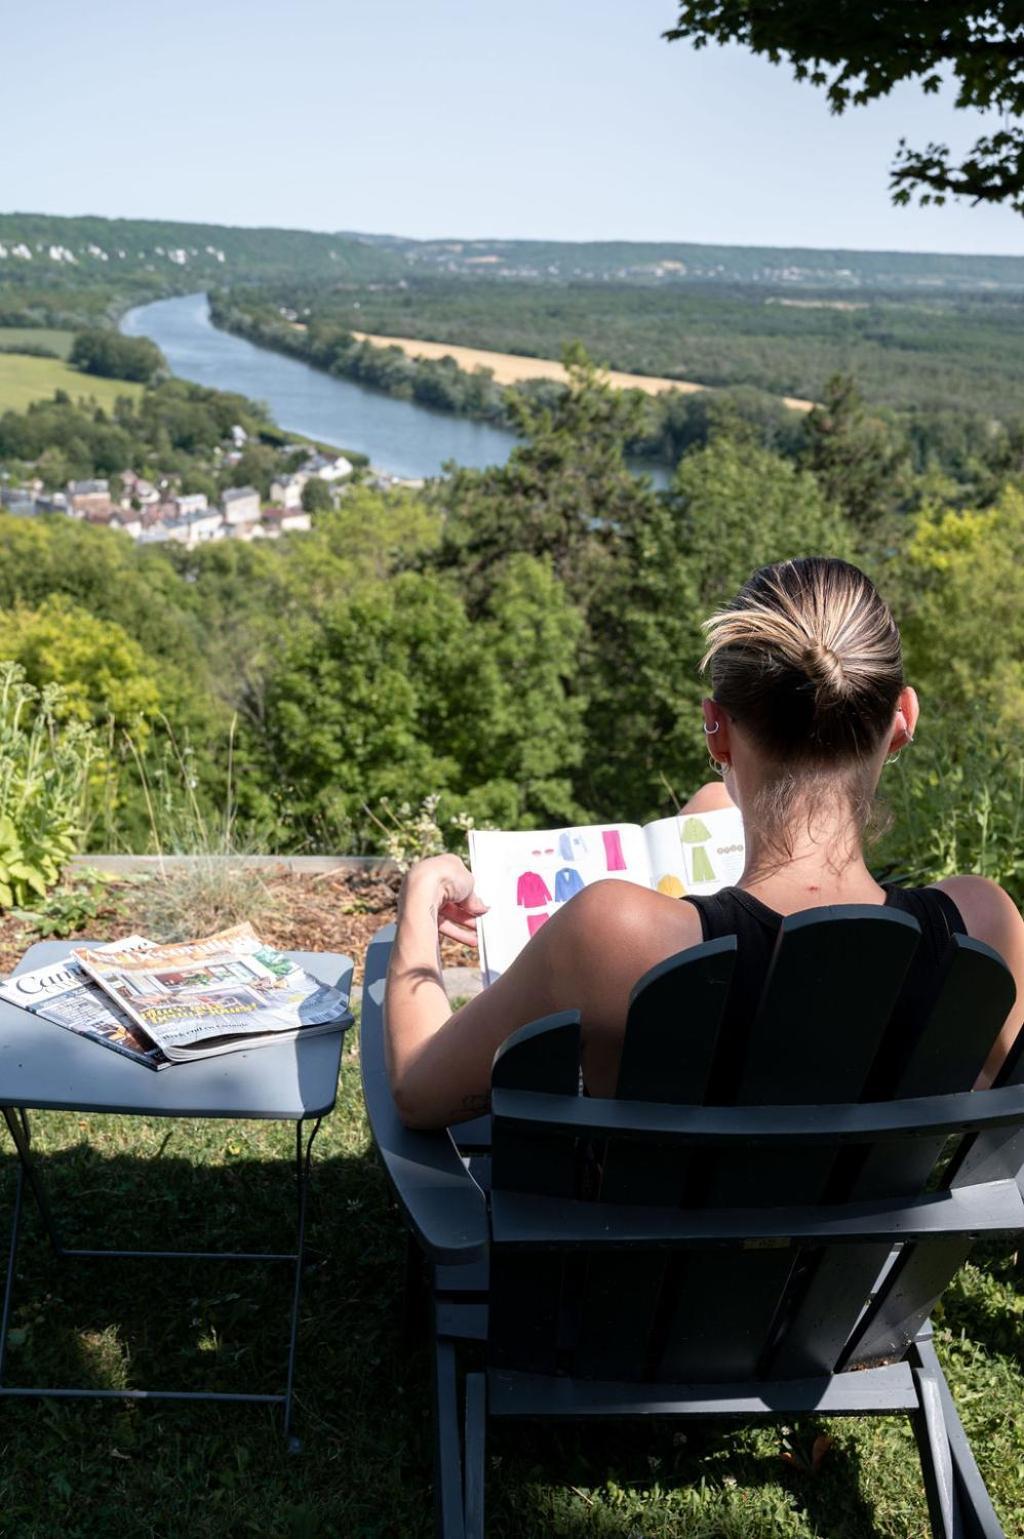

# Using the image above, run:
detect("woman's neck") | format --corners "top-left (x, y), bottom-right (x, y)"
top-left (738, 808), bottom-right (886, 914)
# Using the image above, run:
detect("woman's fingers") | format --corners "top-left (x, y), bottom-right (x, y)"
top-left (439, 918), bottom-right (480, 947)
top-left (439, 909), bottom-right (479, 937)
top-left (439, 900), bottom-right (484, 928)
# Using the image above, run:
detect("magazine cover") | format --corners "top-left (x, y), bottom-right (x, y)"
top-left (0, 937), bottom-right (170, 1070)
top-left (72, 922), bottom-right (351, 1061)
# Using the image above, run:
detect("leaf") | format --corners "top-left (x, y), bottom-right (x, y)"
top-left (14, 866), bottom-right (48, 898)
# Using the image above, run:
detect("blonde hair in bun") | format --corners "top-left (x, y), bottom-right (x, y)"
top-left (701, 557), bottom-right (903, 757)
top-left (701, 558), bottom-right (905, 858)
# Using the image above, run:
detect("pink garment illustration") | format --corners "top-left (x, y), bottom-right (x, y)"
top-left (602, 829), bottom-right (626, 872)
top-left (516, 871), bottom-right (552, 907)
top-left (527, 912), bottom-right (550, 937)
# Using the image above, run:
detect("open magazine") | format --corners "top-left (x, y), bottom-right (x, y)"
top-left (469, 806), bottom-right (745, 984)
top-left (71, 923), bottom-right (351, 1063)
top-left (0, 936), bottom-right (170, 1070)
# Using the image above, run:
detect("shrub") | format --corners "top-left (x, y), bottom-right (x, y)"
top-left (877, 724), bottom-right (1024, 907)
top-left (69, 328), bottom-right (165, 383)
top-left (0, 663), bottom-right (99, 908)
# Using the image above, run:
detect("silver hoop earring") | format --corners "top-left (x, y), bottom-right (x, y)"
top-left (708, 753), bottom-right (729, 777)
top-left (703, 721), bottom-right (720, 736)
top-left (886, 734), bottom-right (915, 767)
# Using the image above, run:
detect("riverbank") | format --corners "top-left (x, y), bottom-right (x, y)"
top-left (207, 292), bottom-right (812, 471)
top-left (122, 294), bottom-right (522, 478)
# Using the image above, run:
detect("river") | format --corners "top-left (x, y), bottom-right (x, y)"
top-left (121, 293), bottom-right (670, 484)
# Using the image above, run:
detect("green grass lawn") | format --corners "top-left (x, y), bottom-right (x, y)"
top-left (0, 327), bottom-right (76, 360)
top-left (1, 1052), bottom-right (1021, 1538)
top-left (0, 353), bottom-right (143, 413)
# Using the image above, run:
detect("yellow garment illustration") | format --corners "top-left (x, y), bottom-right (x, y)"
top-left (656, 873), bottom-right (685, 898)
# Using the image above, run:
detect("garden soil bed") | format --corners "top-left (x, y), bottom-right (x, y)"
top-left (0, 866), bottom-right (477, 985)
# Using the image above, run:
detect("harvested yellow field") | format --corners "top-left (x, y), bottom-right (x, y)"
top-left (351, 331), bottom-right (816, 413)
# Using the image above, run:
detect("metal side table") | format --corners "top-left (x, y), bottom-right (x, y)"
top-left (0, 939), bottom-right (352, 1449)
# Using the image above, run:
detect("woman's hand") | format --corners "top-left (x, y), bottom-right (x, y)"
top-left (400, 854), bottom-right (488, 947)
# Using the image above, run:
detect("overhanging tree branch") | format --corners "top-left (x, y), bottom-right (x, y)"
top-left (664, 2), bottom-right (1024, 212)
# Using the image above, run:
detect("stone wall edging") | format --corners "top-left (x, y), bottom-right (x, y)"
top-left (72, 853), bottom-right (399, 874)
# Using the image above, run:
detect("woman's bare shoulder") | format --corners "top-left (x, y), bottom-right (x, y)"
top-left (934, 874), bottom-right (1022, 933)
top-left (934, 875), bottom-right (1024, 968)
top-left (556, 878), bottom-right (705, 969)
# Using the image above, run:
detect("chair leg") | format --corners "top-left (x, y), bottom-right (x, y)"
top-left (915, 1337), bottom-right (1005, 1539)
top-left (911, 1357), bottom-right (958, 1539)
top-left (463, 1371), bottom-right (486, 1539)
top-left (433, 1336), bottom-right (467, 1539)
top-left (402, 1231), bottom-right (428, 1350)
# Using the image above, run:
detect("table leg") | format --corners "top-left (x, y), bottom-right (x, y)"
top-left (2, 1107), bottom-right (65, 1257)
top-left (282, 1115), bottom-right (323, 1452)
top-left (0, 1108), bottom-right (325, 1441)
top-left (0, 1150), bottom-right (25, 1386)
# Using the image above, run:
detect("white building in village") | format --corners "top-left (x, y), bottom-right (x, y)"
top-left (222, 485), bottom-right (261, 525)
top-left (175, 492), bottom-right (209, 517)
top-left (303, 452), bottom-right (352, 483)
top-left (269, 472), bottom-right (309, 509)
top-left (261, 507), bottom-right (312, 537)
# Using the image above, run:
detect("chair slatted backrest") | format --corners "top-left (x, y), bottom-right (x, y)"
top-left (778, 934), bottom-right (1016, 1376)
top-left (487, 908), bottom-right (1018, 1385)
top-left (844, 960), bottom-right (1021, 1369)
top-left (489, 1012), bottom-right (582, 1372)
top-left (574, 938), bottom-right (737, 1379)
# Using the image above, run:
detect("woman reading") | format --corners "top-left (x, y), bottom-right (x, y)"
top-left (385, 557), bottom-right (1024, 1129)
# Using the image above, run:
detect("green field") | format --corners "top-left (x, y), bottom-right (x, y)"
top-left (0, 353), bottom-right (144, 413)
top-left (0, 326), bottom-right (76, 359)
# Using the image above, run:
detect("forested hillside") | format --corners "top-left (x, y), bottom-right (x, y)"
top-left (217, 278), bottom-right (1024, 418)
top-left (343, 231), bottom-right (1024, 291)
top-left (4, 212), bottom-right (1024, 892)
top-left (0, 213), bottom-right (403, 328)
top-left (2, 360), bottom-right (1022, 905)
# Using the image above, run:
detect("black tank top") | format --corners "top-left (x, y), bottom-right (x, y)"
top-left (683, 885), bottom-right (966, 1100)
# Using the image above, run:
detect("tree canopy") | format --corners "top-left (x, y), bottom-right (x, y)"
top-left (664, 3), bottom-right (1024, 213)
top-left (69, 329), bottom-right (166, 383)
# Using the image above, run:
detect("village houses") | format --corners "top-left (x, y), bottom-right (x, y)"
top-left (1, 440), bottom-right (352, 549)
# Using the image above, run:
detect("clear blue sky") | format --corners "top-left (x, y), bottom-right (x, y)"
top-left (4, 0), bottom-right (1022, 256)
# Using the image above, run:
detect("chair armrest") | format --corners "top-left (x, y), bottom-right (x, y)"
top-left (360, 925), bottom-right (488, 1266)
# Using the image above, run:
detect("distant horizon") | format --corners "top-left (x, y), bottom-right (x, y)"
top-left (5, 1), bottom-right (1022, 260)
top-left (3, 208), bottom-right (1022, 265)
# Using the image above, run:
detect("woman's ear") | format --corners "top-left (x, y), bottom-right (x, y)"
top-left (889, 686), bottom-right (919, 753)
top-left (702, 698), bottom-right (733, 766)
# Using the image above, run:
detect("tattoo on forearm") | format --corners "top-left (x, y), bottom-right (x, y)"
top-left (444, 1092), bottom-right (489, 1126)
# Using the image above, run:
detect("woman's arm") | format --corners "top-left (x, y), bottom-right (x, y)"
top-left (384, 857), bottom-right (702, 1129)
top-left (383, 854), bottom-right (487, 1123)
top-left (937, 875), bottom-right (1024, 1088)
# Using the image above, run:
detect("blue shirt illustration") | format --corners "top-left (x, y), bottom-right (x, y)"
top-left (554, 866), bottom-right (585, 903)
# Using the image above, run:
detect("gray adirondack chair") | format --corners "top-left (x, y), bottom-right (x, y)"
top-left (360, 907), bottom-right (1024, 1539)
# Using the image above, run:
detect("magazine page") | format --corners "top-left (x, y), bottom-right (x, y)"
top-left (0, 937), bottom-right (169, 1070)
top-left (469, 824), bottom-right (650, 984)
top-left (642, 806), bottom-right (746, 898)
top-left (72, 923), bottom-right (351, 1061)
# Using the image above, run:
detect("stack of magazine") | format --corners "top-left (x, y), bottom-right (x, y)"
top-left (0, 923), bottom-right (351, 1071)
